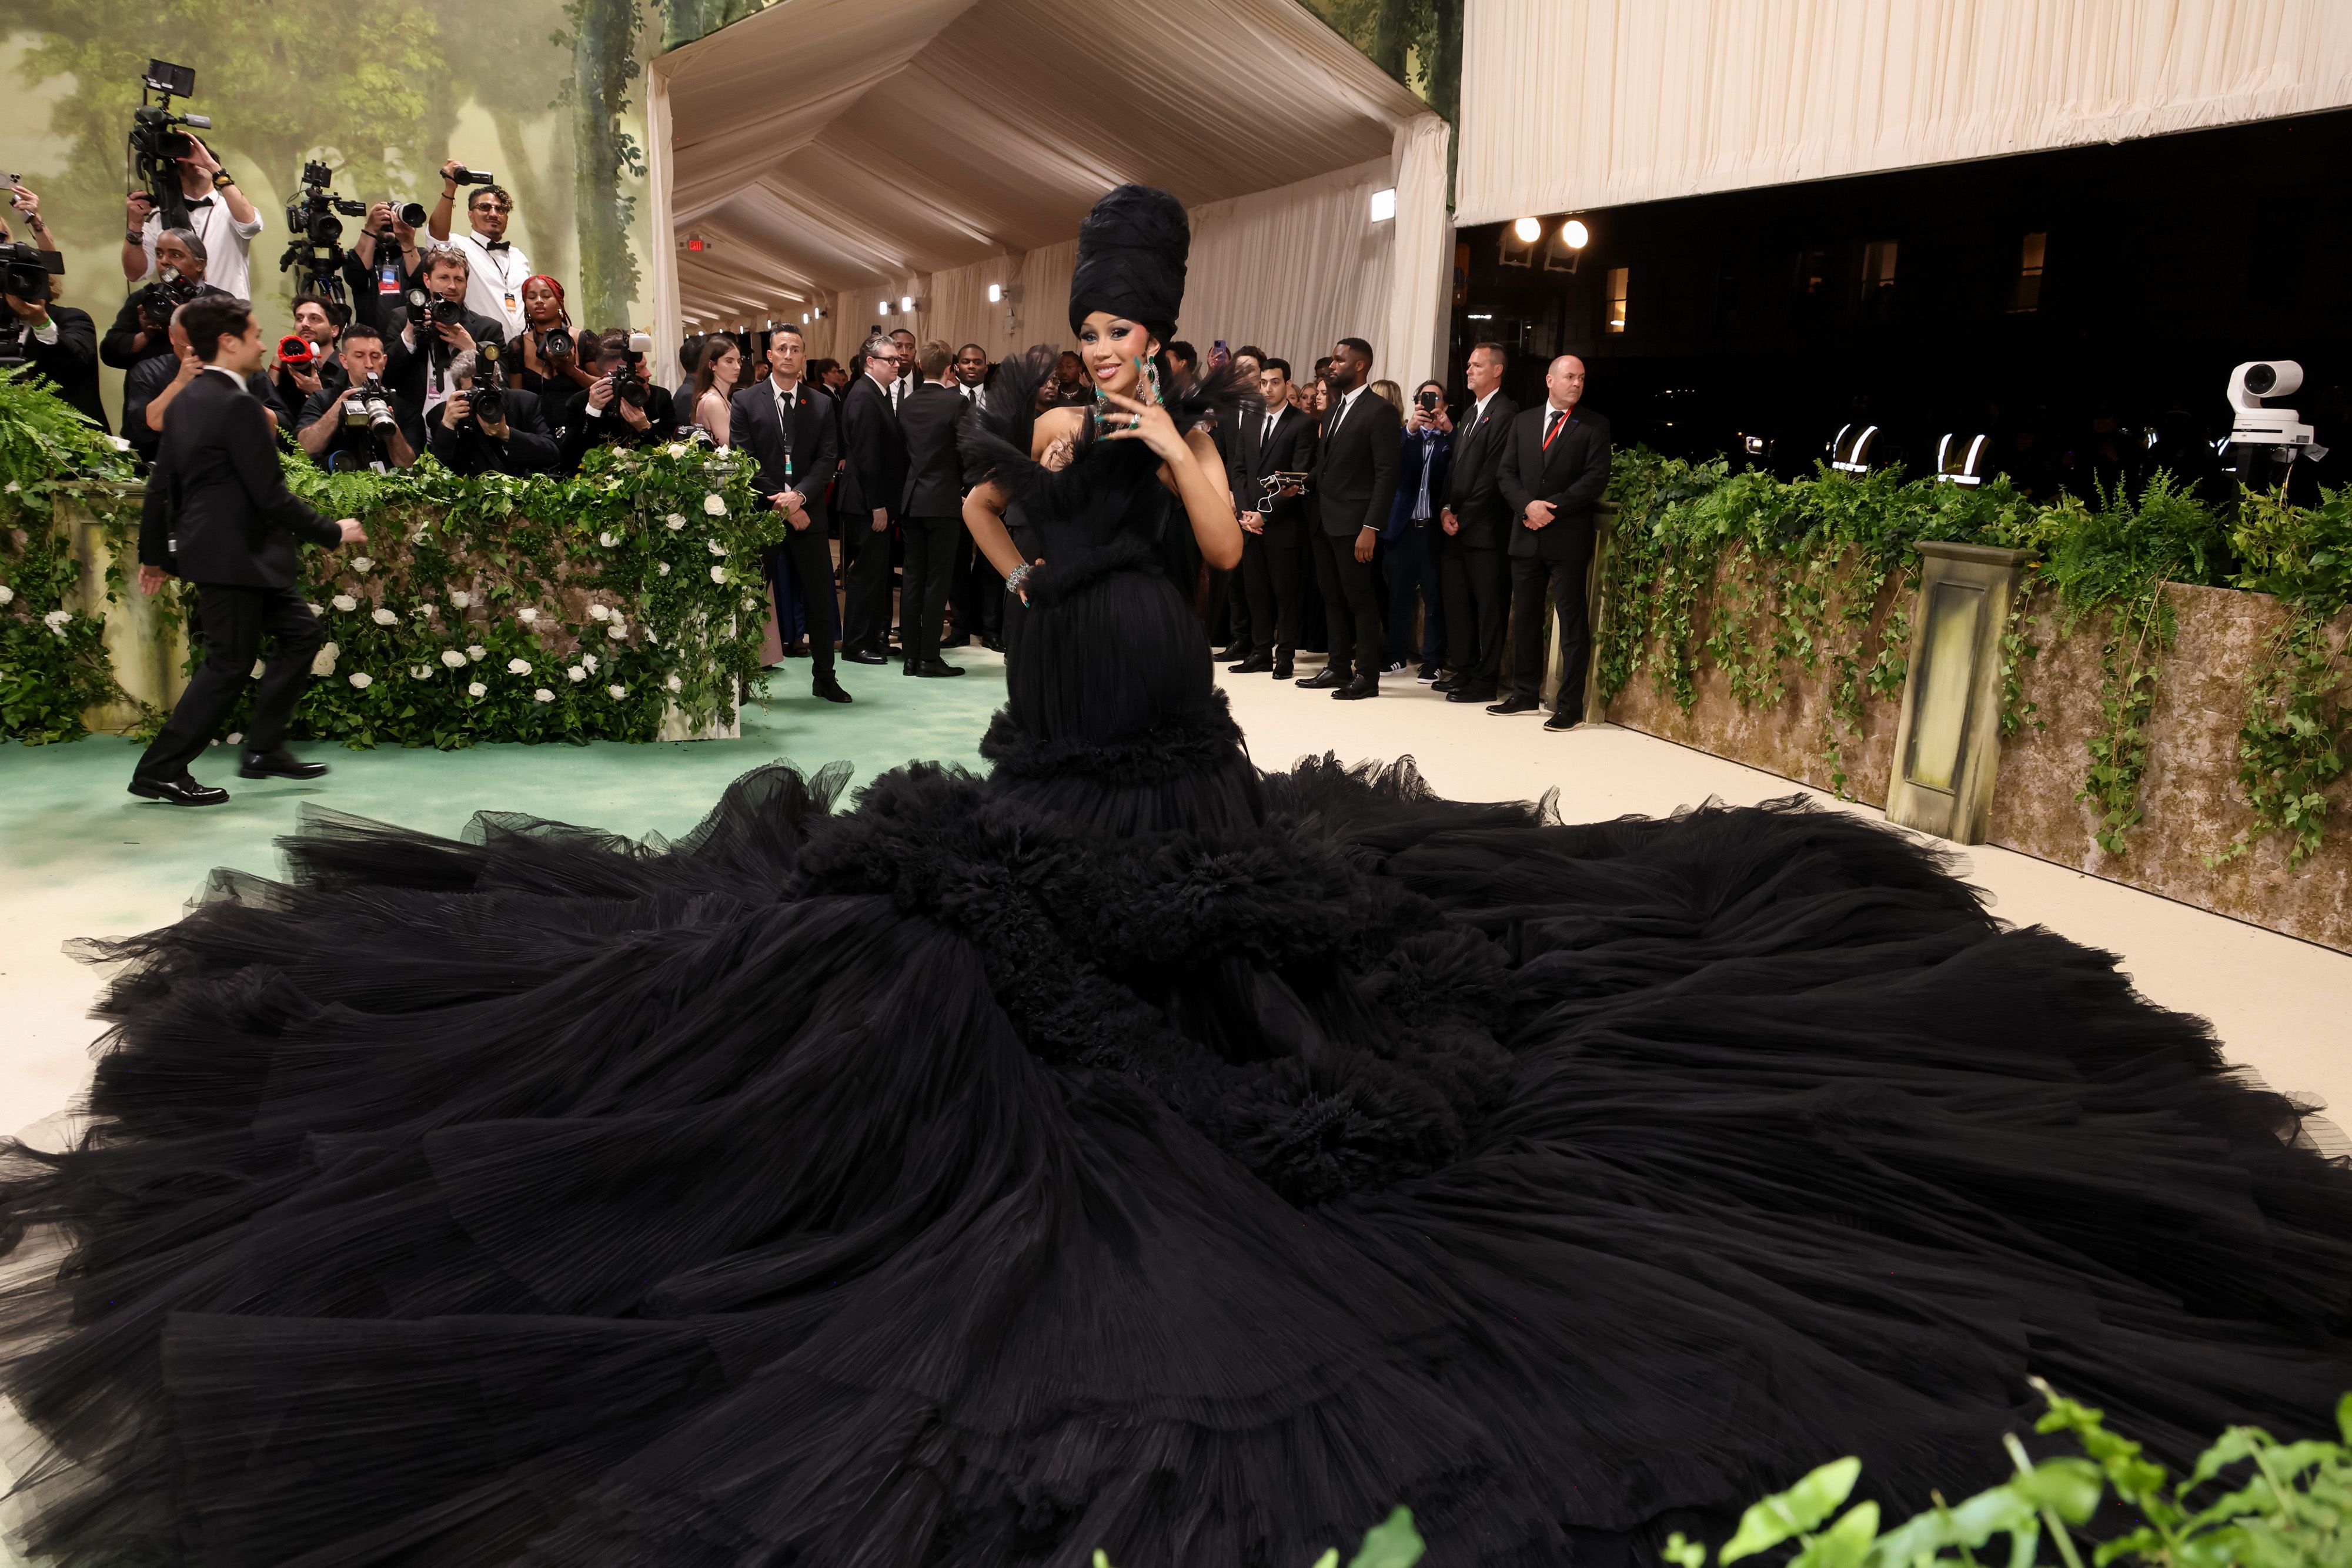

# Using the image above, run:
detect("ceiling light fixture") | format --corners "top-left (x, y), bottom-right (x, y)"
top-left (1512, 216), bottom-right (1542, 244)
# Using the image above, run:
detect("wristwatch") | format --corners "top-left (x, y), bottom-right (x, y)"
top-left (212, 172), bottom-right (235, 189)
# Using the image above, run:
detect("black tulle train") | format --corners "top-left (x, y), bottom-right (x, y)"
top-left (4, 754), bottom-right (2350, 1567)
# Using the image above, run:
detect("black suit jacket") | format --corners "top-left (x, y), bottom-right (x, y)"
top-left (556, 384), bottom-right (680, 472)
top-left (729, 380), bottom-right (840, 528)
top-left (1496, 403), bottom-right (1613, 562)
top-left (384, 306), bottom-right (508, 410)
top-left (101, 283), bottom-right (232, 371)
top-left (138, 370), bottom-right (339, 586)
top-left (1309, 387), bottom-right (1401, 538)
top-left (1232, 403), bottom-right (1317, 529)
top-left (897, 382), bottom-right (965, 515)
top-left (1443, 392), bottom-right (1520, 549)
top-left (23, 306), bottom-right (108, 432)
top-left (426, 387), bottom-right (560, 476)
top-left (838, 373), bottom-right (907, 519)
top-left (297, 382), bottom-right (427, 471)
top-left (125, 356), bottom-right (285, 464)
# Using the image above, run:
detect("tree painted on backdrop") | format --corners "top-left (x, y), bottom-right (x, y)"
top-left (556, 0), bottom-right (646, 327)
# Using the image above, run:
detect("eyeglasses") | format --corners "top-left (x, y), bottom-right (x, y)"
top-left (471, 200), bottom-right (512, 213)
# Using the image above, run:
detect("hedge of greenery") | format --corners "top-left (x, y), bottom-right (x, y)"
top-left (1598, 452), bottom-right (2352, 865)
top-left (0, 366), bottom-right (774, 750)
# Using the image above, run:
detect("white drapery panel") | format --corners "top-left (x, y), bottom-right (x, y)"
top-left (1458, 0), bottom-right (2352, 225)
top-left (1379, 114), bottom-right (1452, 394)
top-left (1015, 240), bottom-right (1080, 357)
top-left (1180, 159), bottom-right (1393, 376)
top-left (924, 256), bottom-right (1020, 360)
top-left (644, 71), bottom-right (683, 389)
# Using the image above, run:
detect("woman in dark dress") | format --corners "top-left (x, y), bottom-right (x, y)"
top-left (2, 186), bottom-right (2348, 1568)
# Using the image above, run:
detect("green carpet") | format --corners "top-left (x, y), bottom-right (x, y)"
top-left (0, 652), bottom-right (1009, 929)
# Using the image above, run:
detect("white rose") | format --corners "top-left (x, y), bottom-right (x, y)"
top-left (533, 688), bottom-right (555, 703)
top-left (351, 557), bottom-right (373, 573)
top-left (608, 683), bottom-right (627, 699)
top-left (666, 442), bottom-right (688, 458)
top-left (665, 514), bottom-right (686, 531)
top-left (588, 603), bottom-right (611, 621)
top-left (607, 622), bottom-right (626, 640)
top-left (507, 658), bottom-right (532, 675)
top-left (225, 733), bottom-right (240, 745)
top-left (413, 604), bottom-right (435, 618)
top-left (448, 590), bottom-right (472, 609)
top-left (657, 561), bottom-right (670, 576)
top-left (410, 664), bottom-right (432, 680)
top-left (331, 594), bottom-right (358, 612)
top-left (348, 671), bottom-right (373, 689)
top-left (467, 680), bottom-right (487, 697)
top-left (566, 666), bottom-right (587, 683)
top-left (517, 607), bottom-right (540, 625)
top-left (370, 607), bottom-right (398, 626)
top-left (312, 641), bottom-right (340, 676)
top-left (0, 584), bottom-right (13, 605)
top-left (709, 566), bottom-right (727, 584)
top-left (703, 493), bottom-right (727, 517)
top-left (42, 609), bottom-right (72, 636)
top-left (250, 659), bottom-right (267, 679)
top-left (304, 601), bottom-right (323, 615)
top-left (582, 653), bottom-right (599, 673)
top-left (598, 531), bottom-right (620, 548)
top-left (664, 673), bottom-right (683, 692)
top-left (706, 539), bottom-right (727, 556)
top-left (466, 644), bottom-right (486, 661)
top-left (440, 650), bottom-right (467, 668)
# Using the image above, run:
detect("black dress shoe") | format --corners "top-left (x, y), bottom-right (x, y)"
top-left (239, 749), bottom-right (329, 780)
top-left (1233, 653), bottom-right (1274, 674)
top-left (913, 659), bottom-right (966, 677)
top-left (901, 657), bottom-right (920, 675)
top-left (981, 636), bottom-right (1004, 652)
top-left (1214, 644), bottom-right (1248, 663)
top-left (1544, 709), bottom-right (1583, 731)
top-left (844, 648), bottom-right (888, 666)
top-left (1446, 683), bottom-right (1498, 704)
top-left (1430, 675), bottom-right (1459, 693)
top-left (940, 634), bottom-right (972, 649)
top-left (1487, 694), bottom-right (1539, 715)
top-left (1271, 660), bottom-right (1294, 680)
top-left (813, 677), bottom-right (853, 704)
top-left (1333, 673), bottom-right (1379, 700)
top-left (128, 773), bottom-right (229, 807)
top-left (1295, 667), bottom-right (1345, 690)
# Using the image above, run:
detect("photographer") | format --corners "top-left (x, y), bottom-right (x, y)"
top-left (269, 292), bottom-right (349, 413)
top-left (126, 305), bottom-right (285, 465)
top-left (2, 237), bottom-right (106, 432)
top-left (296, 323), bottom-right (421, 471)
top-left (426, 163), bottom-right (529, 341)
top-left (385, 244), bottom-right (503, 419)
top-left (426, 347), bottom-right (557, 476)
top-left (556, 330), bottom-right (677, 472)
top-left (347, 202), bottom-right (423, 333)
top-left (122, 132), bottom-right (262, 300)
top-left (512, 275), bottom-right (592, 401)
top-left (101, 229), bottom-right (228, 371)
top-left (4, 179), bottom-right (63, 269)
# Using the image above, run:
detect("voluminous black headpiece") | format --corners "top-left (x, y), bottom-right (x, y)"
top-left (1068, 185), bottom-right (1188, 344)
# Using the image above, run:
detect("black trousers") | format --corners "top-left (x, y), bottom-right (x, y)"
top-left (135, 582), bottom-right (323, 781)
top-left (1206, 566), bottom-right (1242, 650)
top-left (899, 514), bottom-right (960, 666)
top-left (1238, 519), bottom-right (1304, 663)
top-left (1311, 530), bottom-right (1383, 678)
top-left (761, 521), bottom-right (837, 677)
top-left (948, 532), bottom-right (1002, 643)
top-left (841, 511), bottom-right (896, 656)
top-left (1442, 540), bottom-right (1509, 688)
top-left (1506, 537), bottom-right (1595, 714)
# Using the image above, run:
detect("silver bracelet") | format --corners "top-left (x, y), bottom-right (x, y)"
top-left (1004, 563), bottom-right (1035, 598)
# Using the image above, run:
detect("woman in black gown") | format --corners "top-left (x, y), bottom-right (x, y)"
top-left (3, 186), bottom-right (2348, 1568)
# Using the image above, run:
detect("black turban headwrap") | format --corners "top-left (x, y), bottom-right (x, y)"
top-left (1067, 184), bottom-right (1188, 346)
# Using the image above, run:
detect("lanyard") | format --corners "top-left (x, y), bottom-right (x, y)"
top-left (1542, 409), bottom-right (1570, 452)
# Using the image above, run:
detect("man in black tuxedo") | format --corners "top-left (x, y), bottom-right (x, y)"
top-left (730, 323), bottom-right (850, 704)
top-left (894, 339), bottom-right (968, 678)
top-left (4, 264), bottom-right (108, 432)
top-left (131, 297), bottom-right (366, 806)
top-left (426, 348), bottom-right (559, 476)
top-left (1299, 336), bottom-right (1398, 700)
top-left (944, 342), bottom-right (1002, 650)
top-left (384, 246), bottom-right (505, 419)
top-left (1231, 357), bottom-right (1316, 678)
top-left (557, 330), bottom-right (681, 472)
top-left (836, 332), bottom-right (907, 663)
top-left (888, 327), bottom-right (919, 413)
top-left (1436, 342), bottom-right (1518, 704)
top-left (295, 325), bottom-right (423, 471)
top-left (1492, 353), bottom-right (1612, 730)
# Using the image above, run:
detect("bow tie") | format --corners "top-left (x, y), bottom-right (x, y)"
top-left (479, 239), bottom-right (510, 252)
top-left (183, 196), bottom-right (213, 210)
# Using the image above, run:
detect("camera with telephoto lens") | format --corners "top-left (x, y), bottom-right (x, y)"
top-left (539, 326), bottom-right (575, 363)
top-left (466, 342), bottom-right (507, 424)
top-left (405, 286), bottom-right (465, 331)
top-left (343, 373), bottom-right (397, 436)
top-left (607, 331), bottom-right (653, 407)
top-left (135, 263), bottom-right (200, 328)
top-left (126, 61), bottom-right (210, 229)
top-left (397, 201), bottom-right (427, 229)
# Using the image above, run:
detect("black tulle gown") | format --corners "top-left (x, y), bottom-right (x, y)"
top-left (6, 390), bottom-right (2351, 1568)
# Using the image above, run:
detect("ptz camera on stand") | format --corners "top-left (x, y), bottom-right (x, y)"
top-left (2224, 360), bottom-right (2326, 491)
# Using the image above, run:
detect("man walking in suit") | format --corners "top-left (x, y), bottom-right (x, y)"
top-left (1298, 337), bottom-right (1398, 700)
top-left (129, 296), bottom-right (366, 805)
top-left (1232, 357), bottom-right (1315, 678)
top-left (729, 323), bottom-right (850, 704)
top-left (944, 342), bottom-right (1003, 651)
top-left (837, 332), bottom-right (907, 663)
top-left (1492, 354), bottom-right (1612, 730)
top-left (1436, 342), bottom-right (1518, 704)
top-left (894, 340), bottom-right (968, 678)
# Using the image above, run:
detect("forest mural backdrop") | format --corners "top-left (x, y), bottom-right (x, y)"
top-left (1, 0), bottom-right (659, 425)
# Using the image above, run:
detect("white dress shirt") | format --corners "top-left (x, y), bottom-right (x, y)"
top-left (140, 196), bottom-right (265, 301)
top-left (1326, 382), bottom-right (1368, 439)
top-left (452, 228), bottom-right (530, 340)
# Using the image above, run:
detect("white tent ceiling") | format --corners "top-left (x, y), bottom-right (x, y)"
top-left (654, 0), bottom-right (1434, 329)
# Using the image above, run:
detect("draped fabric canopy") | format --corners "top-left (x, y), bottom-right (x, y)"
top-left (647, 0), bottom-right (1450, 388)
top-left (1457, 0), bottom-right (2352, 227)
